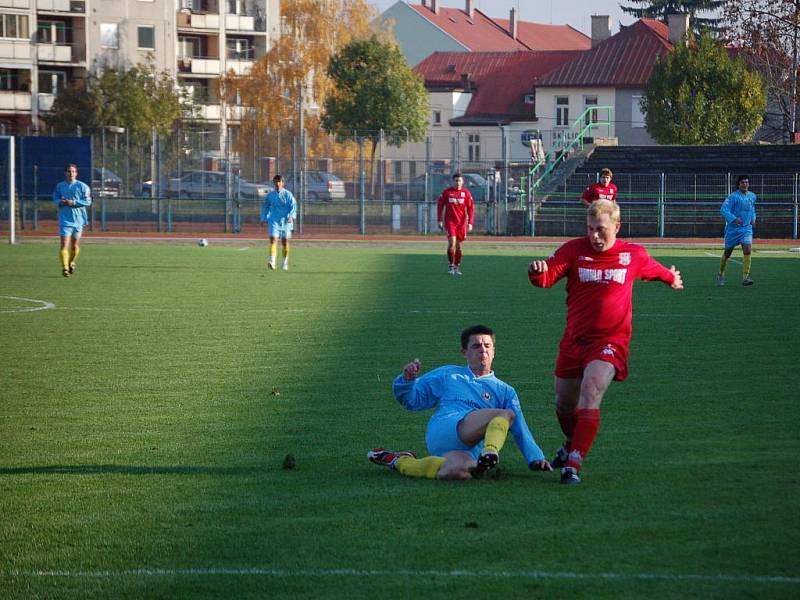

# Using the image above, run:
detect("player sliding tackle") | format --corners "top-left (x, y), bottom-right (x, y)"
top-left (369, 324), bottom-right (552, 480)
top-left (528, 199), bottom-right (683, 485)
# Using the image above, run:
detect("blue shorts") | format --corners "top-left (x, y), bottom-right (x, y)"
top-left (724, 225), bottom-right (752, 248)
top-left (269, 224), bottom-right (292, 239)
top-left (425, 409), bottom-right (482, 459)
top-left (59, 225), bottom-right (83, 239)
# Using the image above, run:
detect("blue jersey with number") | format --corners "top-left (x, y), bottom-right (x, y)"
top-left (393, 365), bottom-right (545, 464)
top-left (53, 180), bottom-right (92, 229)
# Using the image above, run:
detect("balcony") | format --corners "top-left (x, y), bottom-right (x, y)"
top-left (37, 44), bottom-right (72, 62)
top-left (37, 0), bottom-right (70, 11)
top-left (225, 59), bottom-right (253, 76)
top-left (0, 40), bottom-right (31, 60)
top-left (0, 0), bottom-right (31, 8)
top-left (226, 14), bottom-right (254, 31)
top-left (178, 56), bottom-right (221, 75)
top-left (38, 93), bottom-right (55, 111)
top-left (0, 91), bottom-right (31, 111)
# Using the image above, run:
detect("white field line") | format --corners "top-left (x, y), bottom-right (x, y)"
top-left (4, 567), bottom-right (798, 584)
top-left (0, 296), bottom-right (56, 313)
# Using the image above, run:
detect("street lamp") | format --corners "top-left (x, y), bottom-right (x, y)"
top-left (100, 125), bottom-right (125, 195)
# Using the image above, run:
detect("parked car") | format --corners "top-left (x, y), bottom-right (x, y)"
top-left (277, 171), bottom-right (346, 201)
top-left (167, 170), bottom-right (271, 200)
top-left (92, 168), bottom-right (122, 197)
top-left (385, 172), bottom-right (488, 202)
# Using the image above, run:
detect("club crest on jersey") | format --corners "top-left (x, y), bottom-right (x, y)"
top-left (601, 344), bottom-right (616, 356)
top-left (482, 392), bottom-right (491, 401)
top-left (619, 252), bottom-right (631, 266)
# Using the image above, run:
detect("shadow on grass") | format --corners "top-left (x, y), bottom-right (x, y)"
top-left (0, 464), bottom-right (263, 476)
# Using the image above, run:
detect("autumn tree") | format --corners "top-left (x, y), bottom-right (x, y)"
top-left (620, 0), bottom-right (725, 34)
top-left (642, 31), bottom-right (766, 143)
top-left (228, 0), bottom-right (385, 173)
top-left (723, 0), bottom-right (800, 141)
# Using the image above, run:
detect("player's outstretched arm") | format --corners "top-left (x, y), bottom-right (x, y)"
top-left (669, 266), bottom-right (684, 290)
top-left (402, 359), bottom-right (421, 381)
top-left (529, 460), bottom-right (553, 471)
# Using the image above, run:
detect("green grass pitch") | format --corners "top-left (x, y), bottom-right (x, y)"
top-left (0, 240), bottom-right (798, 599)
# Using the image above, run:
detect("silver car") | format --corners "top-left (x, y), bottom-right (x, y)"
top-left (167, 170), bottom-right (271, 200)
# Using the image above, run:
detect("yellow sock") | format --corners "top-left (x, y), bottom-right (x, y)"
top-left (719, 255), bottom-right (729, 275)
top-left (283, 245), bottom-right (290, 259)
top-left (269, 240), bottom-right (277, 258)
top-left (742, 254), bottom-right (751, 278)
top-left (59, 248), bottom-right (70, 270)
top-left (69, 245), bottom-right (80, 265)
top-left (483, 416), bottom-right (510, 453)
top-left (395, 456), bottom-right (445, 479)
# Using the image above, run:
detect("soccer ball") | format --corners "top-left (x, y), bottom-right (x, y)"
top-left (198, 238), bottom-right (209, 247)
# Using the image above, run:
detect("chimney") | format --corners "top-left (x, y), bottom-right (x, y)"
top-left (430, 0), bottom-right (439, 15)
top-left (509, 7), bottom-right (518, 40)
top-left (465, 0), bottom-right (474, 19)
top-left (591, 15), bottom-right (612, 47)
top-left (668, 12), bottom-right (690, 45)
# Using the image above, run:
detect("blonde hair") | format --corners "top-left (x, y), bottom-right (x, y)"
top-left (587, 199), bottom-right (620, 223)
top-left (600, 168), bottom-right (613, 178)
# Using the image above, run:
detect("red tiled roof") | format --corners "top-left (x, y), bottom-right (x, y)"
top-left (414, 51), bottom-right (584, 124)
top-left (537, 19), bottom-right (672, 88)
top-left (409, 4), bottom-right (589, 52)
top-left (494, 19), bottom-right (591, 51)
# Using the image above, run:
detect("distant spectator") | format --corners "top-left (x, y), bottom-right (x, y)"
top-left (581, 168), bottom-right (618, 206)
top-left (53, 164), bottom-right (91, 278)
top-left (717, 175), bottom-right (756, 286)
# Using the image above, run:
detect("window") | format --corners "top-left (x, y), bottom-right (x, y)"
top-left (228, 0), bottom-right (245, 14)
top-left (631, 96), bottom-right (646, 128)
top-left (555, 96), bottom-right (569, 127)
top-left (432, 110), bottom-right (441, 126)
top-left (100, 23), bottom-right (119, 49)
top-left (393, 161), bottom-right (402, 179)
top-left (38, 20), bottom-right (68, 44)
top-left (523, 93), bottom-right (535, 105)
top-left (39, 70), bottom-right (67, 95)
top-left (137, 26), bottom-right (155, 50)
top-left (409, 161), bottom-right (417, 178)
top-left (584, 95), bottom-right (598, 125)
top-left (226, 38), bottom-right (252, 60)
top-left (0, 14), bottom-right (29, 39)
top-left (468, 134), bottom-right (480, 162)
top-left (0, 69), bottom-right (27, 91)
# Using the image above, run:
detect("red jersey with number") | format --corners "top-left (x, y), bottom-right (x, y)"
top-left (528, 237), bottom-right (675, 349)
top-left (437, 187), bottom-right (474, 227)
top-left (581, 182), bottom-right (618, 203)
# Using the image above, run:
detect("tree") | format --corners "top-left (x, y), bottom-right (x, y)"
top-left (227, 0), bottom-right (385, 172)
top-left (620, 0), bottom-right (725, 34)
top-left (723, 0), bottom-right (800, 141)
top-left (322, 37), bottom-right (429, 166)
top-left (642, 32), bottom-right (766, 144)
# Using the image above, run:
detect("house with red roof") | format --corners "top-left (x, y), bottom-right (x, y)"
top-left (379, 0), bottom-right (589, 66)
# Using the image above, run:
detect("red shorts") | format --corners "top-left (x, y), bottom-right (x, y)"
top-left (444, 221), bottom-right (468, 241)
top-left (554, 337), bottom-right (629, 382)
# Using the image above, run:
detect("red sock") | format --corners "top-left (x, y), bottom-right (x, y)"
top-left (567, 408), bottom-right (601, 471)
top-left (447, 248), bottom-right (454, 265)
top-left (455, 249), bottom-right (462, 265)
top-left (556, 408), bottom-right (577, 442)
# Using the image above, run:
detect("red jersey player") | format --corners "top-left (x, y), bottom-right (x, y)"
top-left (437, 173), bottom-right (474, 275)
top-left (527, 199), bottom-right (683, 485)
top-left (581, 167), bottom-right (618, 206)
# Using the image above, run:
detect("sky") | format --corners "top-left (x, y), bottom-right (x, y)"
top-left (368, 0), bottom-right (640, 36)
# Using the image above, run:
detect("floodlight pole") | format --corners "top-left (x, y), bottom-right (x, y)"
top-left (3, 135), bottom-right (15, 244)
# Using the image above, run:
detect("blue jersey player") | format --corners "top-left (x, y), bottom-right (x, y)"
top-left (260, 174), bottom-right (297, 271)
top-left (369, 325), bottom-right (552, 480)
top-left (53, 163), bottom-right (92, 277)
top-left (718, 175), bottom-right (756, 286)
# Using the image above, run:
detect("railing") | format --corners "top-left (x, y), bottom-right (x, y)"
top-left (528, 105), bottom-right (613, 191)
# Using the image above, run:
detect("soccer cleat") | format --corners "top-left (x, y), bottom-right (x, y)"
top-left (68, 262), bottom-right (76, 275)
top-left (268, 259), bottom-right (276, 270)
top-left (470, 447), bottom-right (499, 479)
top-left (560, 466), bottom-right (581, 485)
top-left (716, 273), bottom-right (726, 286)
top-left (62, 268), bottom-right (70, 278)
top-left (448, 264), bottom-right (455, 275)
top-left (367, 448), bottom-right (416, 470)
top-left (551, 446), bottom-right (570, 469)
top-left (282, 258), bottom-right (289, 271)
top-left (454, 266), bottom-right (462, 276)
top-left (742, 276), bottom-right (753, 286)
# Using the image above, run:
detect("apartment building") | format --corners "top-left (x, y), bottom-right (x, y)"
top-left (0, 0), bottom-right (280, 147)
